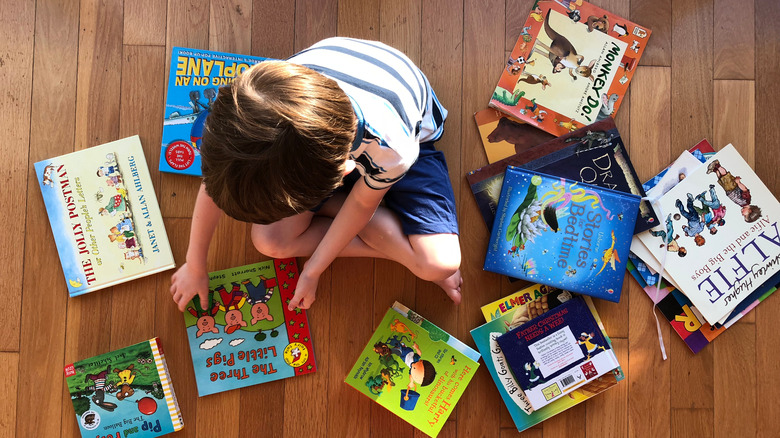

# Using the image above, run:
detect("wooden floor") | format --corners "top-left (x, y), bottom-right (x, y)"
top-left (4, 0), bottom-right (780, 437)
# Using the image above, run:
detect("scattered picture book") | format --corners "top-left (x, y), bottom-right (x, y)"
top-left (634, 144), bottom-right (780, 325)
top-left (183, 258), bottom-right (316, 396)
top-left (490, 0), bottom-right (651, 136)
top-left (64, 338), bottom-right (183, 438)
top-left (481, 282), bottom-right (567, 322)
top-left (484, 166), bottom-right (639, 302)
top-left (160, 47), bottom-right (268, 176)
top-left (475, 108), bottom-right (555, 164)
top-left (34, 135), bottom-right (175, 297)
top-left (345, 302), bottom-right (480, 438)
top-left (471, 293), bottom-right (623, 432)
top-left (467, 118), bottom-right (653, 233)
top-left (495, 295), bottom-right (620, 410)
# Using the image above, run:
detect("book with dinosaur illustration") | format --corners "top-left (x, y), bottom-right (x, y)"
top-left (182, 258), bottom-right (316, 396)
top-left (634, 144), bottom-right (780, 326)
top-left (34, 136), bottom-right (175, 297)
top-left (470, 293), bottom-right (623, 432)
top-left (494, 295), bottom-right (620, 411)
top-left (160, 47), bottom-right (268, 176)
top-left (484, 166), bottom-right (640, 302)
top-left (467, 118), bottom-right (653, 233)
top-left (345, 302), bottom-right (480, 438)
top-left (64, 338), bottom-right (183, 438)
top-left (489, 0), bottom-right (650, 137)
top-left (475, 108), bottom-right (555, 164)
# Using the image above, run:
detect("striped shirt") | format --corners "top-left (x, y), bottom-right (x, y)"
top-left (288, 37), bottom-right (447, 190)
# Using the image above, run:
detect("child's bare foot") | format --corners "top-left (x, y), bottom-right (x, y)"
top-left (434, 269), bottom-right (463, 305)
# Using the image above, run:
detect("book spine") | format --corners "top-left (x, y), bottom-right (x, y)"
top-left (150, 338), bottom-right (184, 431)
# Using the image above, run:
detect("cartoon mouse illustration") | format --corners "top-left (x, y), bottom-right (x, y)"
top-left (532, 11), bottom-right (596, 81)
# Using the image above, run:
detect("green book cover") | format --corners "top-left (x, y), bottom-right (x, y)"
top-left (345, 303), bottom-right (480, 438)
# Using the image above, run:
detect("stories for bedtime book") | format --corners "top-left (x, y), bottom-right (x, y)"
top-left (183, 259), bottom-right (316, 396)
top-left (484, 166), bottom-right (640, 302)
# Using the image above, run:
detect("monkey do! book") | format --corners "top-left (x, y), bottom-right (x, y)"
top-left (34, 136), bottom-right (175, 297)
top-left (160, 47), bottom-right (268, 176)
top-left (495, 295), bottom-right (620, 411)
top-left (64, 338), bottom-right (183, 438)
top-left (345, 302), bottom-right (480, 438)
top-left (484, 166), bottom-right (640, 302)
top-left (183, 258), bottom-right (316, 396)
top-left (490, 0), bottom-right (650, 136)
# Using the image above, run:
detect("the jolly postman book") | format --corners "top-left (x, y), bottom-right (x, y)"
top-left (183, 259), bottom-right (316, 396)
top-left (35, 136), bottom-right (174, 296)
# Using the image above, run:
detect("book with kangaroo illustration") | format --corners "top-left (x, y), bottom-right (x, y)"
top-left (489, 0), bottom-right (650, 137)
top-left (475, 108), bottom-right (554, 163)
top-left (481, 283), bottom-right (571, 322)
top-left (635, 144), bottom-right (780, 326)
top-left (470, 293), bottom-right (623, 432)
top-left (34, 136), bottom-right (175, 297)
top-left (160, 47), bottom-right (268, 176)
top-left (467, 118), bottom-right (650, 232)
top-left (183, 258), bottom-right (316, 396)
top-left (345, 302), bottom-right (480, 438)
top-left (494, 295), bottom-right (620, 411)
top-left (64, 338), bottom-right (183, 438)
top-left (484, 166), bottom-right (640, 302)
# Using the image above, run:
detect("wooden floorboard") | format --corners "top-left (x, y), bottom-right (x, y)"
top-left (7, 0), bottom-right (780, 437)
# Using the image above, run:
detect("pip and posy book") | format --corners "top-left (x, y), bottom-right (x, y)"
top-left (183, 259), bottom-right (316, 396)
top-left (345, 302), bottom-right (480, 438)
top-left (35, 136), bottom-right (174, 296)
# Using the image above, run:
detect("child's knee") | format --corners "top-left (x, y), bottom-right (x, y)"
top-left (416, 246), bottom-right (461, 281)
top-left (251, 226), bottom-right (293, 258)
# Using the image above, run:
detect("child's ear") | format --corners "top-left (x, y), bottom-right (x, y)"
top-left (343, 159), bottom-right (356, 176)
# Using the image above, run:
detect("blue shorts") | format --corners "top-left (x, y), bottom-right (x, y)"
top-left (321, 141), bottom-right (459, 236)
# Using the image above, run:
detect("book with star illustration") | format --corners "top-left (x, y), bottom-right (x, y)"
top-left (182, 258), bottom-right (316, 396)
top-left (484, 166), bottom-right (640, 302)
top-left (344, 302), bottom-right (480, 438)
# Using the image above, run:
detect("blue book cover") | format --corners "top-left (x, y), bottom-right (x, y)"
top-left (494, 296), bottom-right (619, 410)
top-left (160, 47), bottom-right (268, 176)
top-left (484, 166), bottom-right (639, 302)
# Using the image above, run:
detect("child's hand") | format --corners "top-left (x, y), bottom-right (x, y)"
top-left (170, 262), bottom-right (210, 312)
top-left (288, 270), bottom-right (319, 311)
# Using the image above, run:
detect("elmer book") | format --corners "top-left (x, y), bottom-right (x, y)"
top-left (160, 47), bottom-right (267, 175)
top-left (480, 283), bottom-right (570, 322)
top-left (34, 136), bottom-right (175, 297)
top-left (484, 166), bottom-right (639, 302)
top-left (490, 0), bottom-right (650, 136)
top-left (64, 338), bottom-right (183, 438)
top-left (495, 295), bottom-right (620, 411)
top-left (183, 259), bottom-right (316, 396)
top-left (345, 302), bottom-right (480, 438)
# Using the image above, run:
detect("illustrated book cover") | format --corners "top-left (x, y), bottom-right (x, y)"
top-left (160, 47), bottom-right (268, 176)
top-left (635, 144), bottom-right (780, 325)
top-left (489, 0), bottom-right (650, 136)
top-left (345, 302), bottom-right (480, 438)
top-left (34, 135), bottom-right (175, 297)
top-left (64, 338), bottom-right (183, 438)
top-left (495, 295), bottom-right (620, 410)
top-left (475, 108), bottom-right (554, 164)
top-left (183, 258), bottom-right (316, 396)
top-left (470, 294), bottom-right (623, 432)
top-left (484, 166), bottom-right (640, 302)
top-left (480, 283), bottom-right (570, 322)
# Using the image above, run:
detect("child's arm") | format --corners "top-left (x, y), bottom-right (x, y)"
top-left (170, 183), bottom-right (223, 311)
top-left (288, 179), bottom-right (387, 310)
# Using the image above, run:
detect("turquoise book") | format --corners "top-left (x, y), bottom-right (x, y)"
top-left (484, 166), bottom-right (639, 302)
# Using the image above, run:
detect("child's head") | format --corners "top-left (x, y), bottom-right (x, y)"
top-left (742, 205), bottom-right (762, 222)
top-left (409, 359), bottom-right (436, 388)
top-left (201, 61), bottom-right (357, 224)
top-left (694, 234), bottom-right (705, 246)
top-left (677, 247), bottom-right (687, 257)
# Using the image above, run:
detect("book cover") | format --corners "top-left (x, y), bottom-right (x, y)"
top-left (475, 108), bottom-right (555, 164)
top-left (480, 283), bottom-right (571, 322)
top-left (34, 136), bottom-right (175, 297)
top-left (160, 47), bottom-right (268, 175)
top-left (489, 0), bottom-right (650, 136)
top-left (636, 144), bottom-right (780, 325)
top-left (64, 338), bottom-right (183, 438)
top-left (345, 302), bottom-right (480, 438)
top-left (484, 166), bottom-right (640, 302)
top-left (495, 295), bottom-right (620, 410)
top-left (183, 258), bottom-right (316, 396)
top-left (470, 295), bottom-right (623, 432)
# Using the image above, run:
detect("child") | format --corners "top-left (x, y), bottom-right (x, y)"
top-left (169, 38), bottom-right (462, 312)
top-left (707, 160), bottom-right (762, 222)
